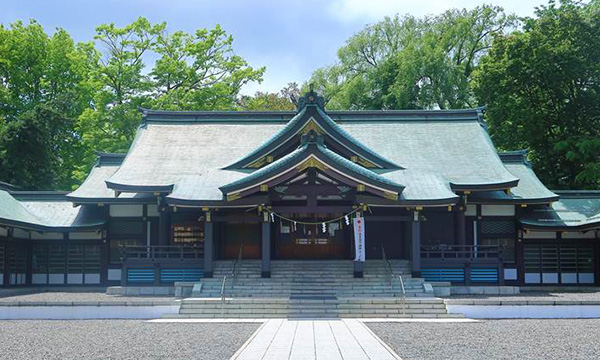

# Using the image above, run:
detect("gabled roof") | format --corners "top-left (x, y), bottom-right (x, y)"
top-left (519, 191), bottom-right (600, 231)
top-left (469, 150), bottom-right (559, 204)
top-left (106, 91), bottom-right (521, 204)
top-left (223, 91), bottom-right (401, 170)
top-left (220, 132), bottom-right (404, 201)
top-left (0, 190), bottom-right (107, 231)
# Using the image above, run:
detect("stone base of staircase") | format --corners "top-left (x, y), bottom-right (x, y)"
top-left (164, 297), bottom-right (463, 319)
top-left (163, 259), bottom-right (462, 319)
top-left (199, 260), bottom-right (434, 298)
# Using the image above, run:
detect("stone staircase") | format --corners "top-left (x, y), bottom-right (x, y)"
top-left (163, 259), bottom-right (462, 319)
top-left (198, 260), bottom-right (433, 298)
top-left (173, 297), bottom-right (463, 319)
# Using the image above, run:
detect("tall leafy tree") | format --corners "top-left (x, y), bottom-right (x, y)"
top-left (473, 0), bottom-right (600, 189)
top-left (76, 17), bottom-right (164, 167)
top-left (74, 17), bottom-right (265, 183)
top-left (150, 24), bottom-right (265, 110)
top-left (309, 6), bottom-right (516, 110)
top-left (0, 21), bottom-right (95, 190)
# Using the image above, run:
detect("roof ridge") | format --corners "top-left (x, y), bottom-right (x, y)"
top-left (138, 107), bottom-right (484, 124)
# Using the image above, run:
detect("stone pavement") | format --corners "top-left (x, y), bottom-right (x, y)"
top-left (230, 318), bottom-right (401, 360)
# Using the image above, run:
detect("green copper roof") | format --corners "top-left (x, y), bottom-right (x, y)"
top-left (519, 191), bottom-right (600, 230)
top-left (223, 102), bottom-right (401, 170)
top-left (0, 190), bottom-right (107, 231)
top-left (107, 101), bottom-right (520, 204)
top-left (469, 150), bottom-right (559, 204)
top-left (220, 133), bottom-right (404, 196)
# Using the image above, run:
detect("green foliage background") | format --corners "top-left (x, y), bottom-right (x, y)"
top-left (0, 1), bottom-right (598, 191)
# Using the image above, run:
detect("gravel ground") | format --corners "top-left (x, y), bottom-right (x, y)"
top-left (0, 291), bottom-right (177, 303)
top-left (369, 319), bottom-right (600, 360)
top-left (448, 291), bottom-right (600, 302)
top-left (0, 320), bottom-right (259, 360)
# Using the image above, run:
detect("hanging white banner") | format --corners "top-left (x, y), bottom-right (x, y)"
top-left (353, 213), bottom-right (365, 262)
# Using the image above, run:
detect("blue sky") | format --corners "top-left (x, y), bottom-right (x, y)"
top-left (2, 0), bottom-right (540, 95)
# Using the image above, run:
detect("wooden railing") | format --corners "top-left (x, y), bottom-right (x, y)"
top-left (121, 245), bottom-right (204, 261)
top-left (421, 245), bottom-right (503, 260)
top-left (420, 244), bottom-right (505, 285)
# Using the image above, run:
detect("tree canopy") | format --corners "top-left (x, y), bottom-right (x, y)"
top-left (0, 18), bottom-right (265, 190)
top-left (1, 2), bottom-right (599, 191)
top-left (473, 0), bottom-right (600, 189)
top-left (308, 5), bottom-right (516, 110)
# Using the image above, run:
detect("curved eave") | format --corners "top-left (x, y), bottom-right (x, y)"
top-left (165, 196), bottom-right (270, 208)
top-left (469, 196), bottom-right (560, 205)
top-left (104, 181), bottom-right (173, 193)
top-left (0, 218), bottom-right (106, 233)
top-left (450, 179), bottom-right (520, 192)
top-left (519, 220), bottom-right (600, 232)
top-left (65, 195), bottom-right (156, 205)
top-left (355, 195), bottom-right (460, 207)
top-left (220, 145), bottom-right (404, 199)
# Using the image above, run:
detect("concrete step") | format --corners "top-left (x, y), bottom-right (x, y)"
top-left (170, 296), bottom-right (461, 319)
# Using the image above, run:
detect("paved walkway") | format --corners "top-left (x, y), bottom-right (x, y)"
top-left (230, 319), bottom-right (401, 360)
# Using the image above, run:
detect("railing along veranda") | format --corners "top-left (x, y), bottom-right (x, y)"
top-left (120, 245), bottom-right (204, 261)
top-left (420, 244), bottom-right (503, 259)
top-left (381, 245), bottom-right (406, 315)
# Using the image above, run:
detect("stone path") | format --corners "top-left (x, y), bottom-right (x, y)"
top-left (230, 319), bottom-right (401, 360)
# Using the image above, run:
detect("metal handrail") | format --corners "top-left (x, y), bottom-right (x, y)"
top-left (220, 245), bottom-right (244, 314)
top-left (381, 246), bottom-right (406, 315)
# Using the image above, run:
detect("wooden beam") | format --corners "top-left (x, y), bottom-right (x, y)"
top-left (271, 205), bottom-right (353, 214)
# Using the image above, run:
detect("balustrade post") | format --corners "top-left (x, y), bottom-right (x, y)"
top-left (464, 263), bottom-right (471, 286)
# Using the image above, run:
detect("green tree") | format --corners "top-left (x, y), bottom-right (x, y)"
top-left (76, 17), bottom-right (164, 169)
top-left (473, 0), bottom-right (600, 189)
top-left (150, 24), bottom-right (265, 110)
top-left (238, 83), bottom-right (300, 111)
top-left (309, 6), bottom-right (516, 110)
top-left (74, 18), bottom-right (265, 183)
top-left (0, 21), bottom-right (95, 190)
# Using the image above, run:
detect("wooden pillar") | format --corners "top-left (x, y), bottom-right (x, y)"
top-left (100, 229), bottom-right (109, 285)
top-left (1, 230), bottom-right (8, 287)
top-left (454, 208), bottom-right (466, 247)
top-left (204, 212), bottom-right (214, 278)
top-left (261, 212), bottom-right (271, 278)
top-left (411, 211), bottom-right (421, 278)
top-left (25, 241), bottom-right (32, 286)
top-left (158, 205), bottom-right (170, 246)
top-left (403, 221), bottom-right (412, 260)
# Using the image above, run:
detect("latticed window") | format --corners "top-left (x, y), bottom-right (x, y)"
top-left (109, 220), bottom-right (144, 237)
top-left (481, 220), bottom-right (516, 236)
top-left (480, 220), bottom-right (516, 263)
top-left (109, 220), bottom-right (145, 264)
